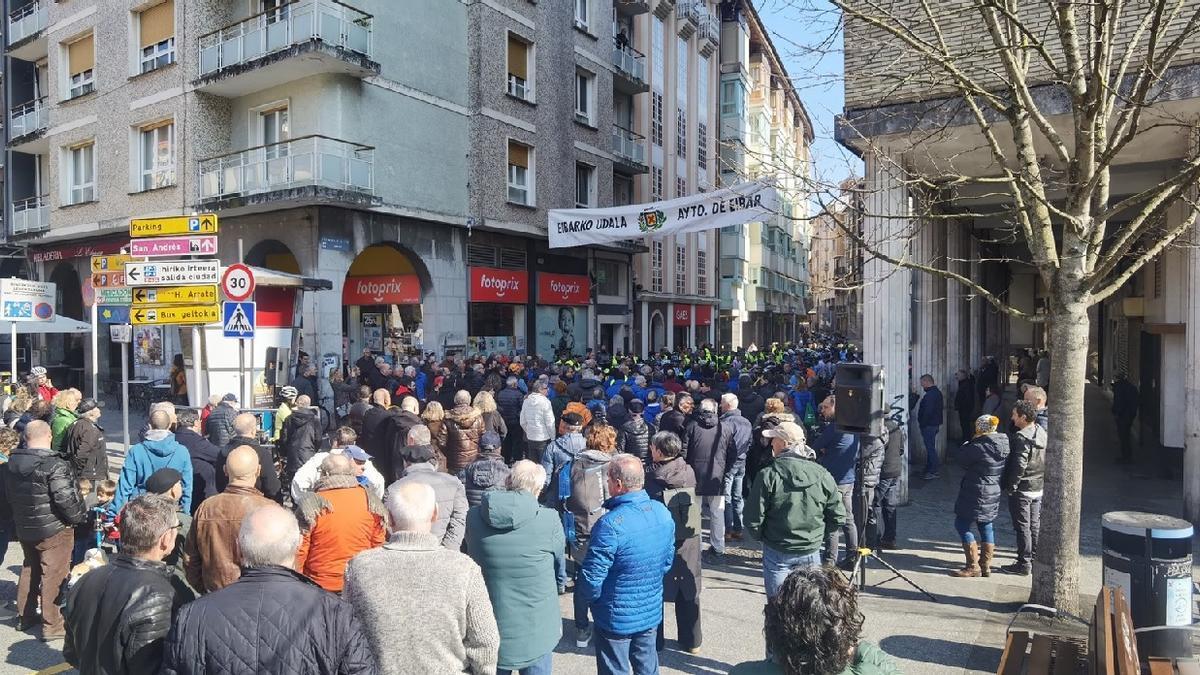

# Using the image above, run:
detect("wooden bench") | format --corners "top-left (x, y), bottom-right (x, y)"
top-left (998, 587), bottom-right (1197, 674)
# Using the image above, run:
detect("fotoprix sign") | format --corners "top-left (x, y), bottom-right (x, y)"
top-left (342, 274), bottom-right (421, 306)
top-left (547, 179), bottom-right (778, 248)
top-left (538, 273), bottom-right (590, 306)
top-left (470, 267), bottom-right (529, 303)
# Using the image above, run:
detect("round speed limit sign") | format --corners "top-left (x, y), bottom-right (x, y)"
top-left (222, 263), bottom-right (256, 301)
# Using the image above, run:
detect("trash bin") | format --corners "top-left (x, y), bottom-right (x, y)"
top-left (1101, 511), bottom-right (1194, 659)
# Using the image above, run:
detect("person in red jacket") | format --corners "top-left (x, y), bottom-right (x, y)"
top-left (293, 453), bottom-right (386, 593)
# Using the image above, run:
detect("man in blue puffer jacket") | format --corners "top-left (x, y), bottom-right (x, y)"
top-left (578, 453), bottom-right (675, 673)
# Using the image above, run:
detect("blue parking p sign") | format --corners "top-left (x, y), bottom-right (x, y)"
top-left (222, 302), bottom-right (255, 339)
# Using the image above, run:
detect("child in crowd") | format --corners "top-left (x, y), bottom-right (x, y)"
top-left (72, 479), bottom-right (116, 565)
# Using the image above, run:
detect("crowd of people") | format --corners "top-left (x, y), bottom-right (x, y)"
top-left (0, 338), bottom-right (930, 674)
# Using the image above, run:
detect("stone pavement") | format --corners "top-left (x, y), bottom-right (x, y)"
top-left (1, 384), bottom-right (1193, 673)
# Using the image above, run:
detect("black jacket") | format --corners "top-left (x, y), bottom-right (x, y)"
top-left (219, 436), bottom-right (282, 501)
top-left (646, 457), bottom-right (701, 600)
top-left (955, 432), bottom-right (1010, 522)
top-left (1004, 423), bottom-right (1046, 495)
top-left (359, 405), bottom-right (391, 461)
top-left (64, 554), bottom-right (193, 675)
top-left (175, 428), bottom-right (221, 512)
top-left (495, 386), bottom-right (524, 428)
top-left (205, 403), bottom-right (237, 450)
top-left (161, 565), bottom-right (377, 675)
top-left (857, 433), bottom-right (886, 489)
top-left (458, 452), bottom-right (511, 507)
top-left (290, 376), bottom-right (318, 403)
top-left (617, 416), bottom-right (653, 464)
top-left (720, 409), bottom-right (753, 465)
top-left (63, 415), bottom-right (108, 482)
top-left (280, 407), bottom-right (323, 478)
top-left (880, 419), bottom-right (905, 480)
top-left (1112, 379), bottom-right (1139, 421)
top-left (658, 409), bottom-right (688, 437)
top-left (382, 410), bottom-right (422, 483)
top-left (737, 390), bottom-right (766, 429)
top-left (681, 409), bottom-right (727, 496)
top-left (1, 446), bottom-right (86, 541)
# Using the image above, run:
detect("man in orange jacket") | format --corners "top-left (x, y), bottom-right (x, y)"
top-left (293, 450), bottom-right (387, 593)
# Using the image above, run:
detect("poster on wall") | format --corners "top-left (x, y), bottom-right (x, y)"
top-left (536, 307), bottom-right (586, 359)
top-left (362, 313), bottom-right (383, 352)
top-left (135, 326), bottom-right (164, 366)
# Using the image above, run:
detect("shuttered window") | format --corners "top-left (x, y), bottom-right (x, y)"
top-left (140, 1), bottom-right (173, 47)
top-left (67, 34), bottom-right (95, 98)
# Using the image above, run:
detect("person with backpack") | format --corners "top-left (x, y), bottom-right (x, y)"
top-left (565, 424), bottom-right (618, 649)
top-left (646, 431), bottom-right (702, 655)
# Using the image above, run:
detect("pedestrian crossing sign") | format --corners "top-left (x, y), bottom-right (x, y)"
top-left (222, 301), bottom-right (256, 339)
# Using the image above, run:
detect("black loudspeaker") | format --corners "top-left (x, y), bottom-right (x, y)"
top-left (834, 363), bottom-right (884, 436)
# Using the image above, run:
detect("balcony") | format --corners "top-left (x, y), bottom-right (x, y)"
top-left (10, 196), bottom-right (47, 236)
top-left (698, 11), bottom-right (719, 57)
top-left (195, 0), bottom-right (380, 98)
top-left (651, 0), bottom-right (676, 19)
top-left (7, 0), bottom-right (46, 60)
top-left (677, 0), bottom-right (701, 38)
top-left (612, 126), bottom-right (649, 175)
top-left (611, 45), bottom-right (648, 94)
top-left (198, 135), bottom-right (377, 211)
top-left (9, 97), bottom-right (47, 150)
top-left (615, 0), bottom-right (650, 16)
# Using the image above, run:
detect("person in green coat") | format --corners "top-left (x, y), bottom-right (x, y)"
top-left (50, 388), bottom-right (82, 453)
top-left (729, 566), bottom-right (902, 675)
top-left (465, 460), bottom-right (565, 675)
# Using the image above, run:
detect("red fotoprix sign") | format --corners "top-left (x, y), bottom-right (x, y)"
top-left (672, 304), bottom-right (692, 326)
top-left (695, 304), bottom-right (713, 326)
top-left (470, 267), bottom-right (529, 303)
top-left (342, 274), bottom-right (421, 306)
top-left (538, 273), bottom-right (590, 306)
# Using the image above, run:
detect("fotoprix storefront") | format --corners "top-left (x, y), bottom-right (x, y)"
top-left (467, 266), bottom-right (529, 355)
top-left (535, 271), bottom-right (590, 360)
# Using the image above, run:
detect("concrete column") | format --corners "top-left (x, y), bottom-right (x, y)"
top-left (911, 215), bottom-right (948, 463)
top-left (709, 308), bottom-right (715, 345)
top-left (1185, 224), bottom-right (1200, 522)
top-left (690, 305), bottom-right (696, 347)
top-left (968, 235), bottom-right (984, 370)
top-left (640, 301), bottom-right (649, 355)
top-left (666, 301), bottom-right (675, 351)
top-left (861, 150), bottom-right (912, 504)
top-left (945, 222), bottom-right (966, 440)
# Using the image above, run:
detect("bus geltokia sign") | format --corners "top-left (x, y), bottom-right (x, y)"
top-left (547, 179), bottom-right (778, 248)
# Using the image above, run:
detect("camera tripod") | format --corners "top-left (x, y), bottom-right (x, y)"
top-left (844, 405), bottom-right (939, 603)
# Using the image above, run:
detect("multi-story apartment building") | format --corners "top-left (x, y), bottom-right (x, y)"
top-left (808, 180), bottom-right (863, 340)
top-left (715, 0), bottom-right (811, 350)
top-left (4, 0), bottom-right (471, 390)
top-left (626, 0), bottom-right (721, 354)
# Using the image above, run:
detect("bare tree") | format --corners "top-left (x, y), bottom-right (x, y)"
top-left (769, 0), bottom-right (1200, 614)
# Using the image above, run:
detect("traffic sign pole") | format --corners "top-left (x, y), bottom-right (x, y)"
top-left (121, 337), bottom-right (130, 450)
top-left (90, 302), bottom-right (98, 399)
top-left (9, 323), bottom-right (15, 391)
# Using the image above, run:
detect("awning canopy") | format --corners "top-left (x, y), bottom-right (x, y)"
top-left (0, 315), bottom-right (91, 334)
top-left (238, 266), bottom-right (332, 291)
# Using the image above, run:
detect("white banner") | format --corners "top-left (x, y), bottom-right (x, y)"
top-left (548, 179), bottom-right (778, 249)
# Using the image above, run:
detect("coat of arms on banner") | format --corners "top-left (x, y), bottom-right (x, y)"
top-left (638, 208), bottom-right (667, 233)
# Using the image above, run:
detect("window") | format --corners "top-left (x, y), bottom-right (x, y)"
top-left (697, 122), bottom-right (707, 171)
top-left (721, 80), bottom-right (745, 117)
top-left (676, 37), bottom-right (688, 105)
top-left (575, 162), bottom-right (594, 208)
top-left (676, 109), bottom-right (687, 159)
top-left (575, 70), bottom-right (594, 125)
top-left (676, 177), bottom-right (686, 198)
top-left (1153, 257), bottom-right (1164, 298)
top-left (139, 121), bottom-right (175, 190)
top-left (507, 140), bottom-right (533, 206)
top-left (67, 34), bottom-right (95, 99)
top-left (698, 55), bottom-right (709, 123)
top-left (262, 0), bottom-right (289, 24)
top-left (651, 166), bottom-right (663, 200)
top-left (651, 92), bottom-right (663, 147)
top-left (596, 260), bottom-right (621, 296)
top-left (675, 244), bottom-right (687, 294)
top-left (697, 249), bottom-right (708, 295)
top-left (138, 1), bottom-right (175, 73)
top-left (67, 142), bottom-right (96, 204)
top-left (507, 34), bottom-right (533, 101)
top-left (651, 241), bottom-right (664, 293)
top-left (652, 17), bottom-right (665, 88)
top-left (574, 0), bottom-right (588, 30)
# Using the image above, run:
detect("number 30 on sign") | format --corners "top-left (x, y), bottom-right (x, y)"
top-left (221, 263), bottom-right (256, 302)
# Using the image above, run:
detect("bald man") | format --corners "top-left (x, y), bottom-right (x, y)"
top-left (184, 446), bottom-right (276, 594)
top-left (220, 413), bottom-right (281, 500)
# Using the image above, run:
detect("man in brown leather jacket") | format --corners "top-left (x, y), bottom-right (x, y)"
top-left (183, 445), bottom-right (274, 593)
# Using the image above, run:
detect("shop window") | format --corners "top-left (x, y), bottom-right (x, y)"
top-left (596, 260), bottom-right (621, 296)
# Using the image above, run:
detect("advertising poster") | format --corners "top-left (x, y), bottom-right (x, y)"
top-left (536, 307), bottom-right (585, 359)
top-left (362, 313), bottom-right (383, 352)
top-left (135, 326), bottom-right (164, 366)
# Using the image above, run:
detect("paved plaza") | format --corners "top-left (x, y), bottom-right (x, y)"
top-left (2, 385), bottom-right (1193, 674)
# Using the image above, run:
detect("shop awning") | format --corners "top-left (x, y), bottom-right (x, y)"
top-left (0, 315), bottom-right (91, 334)
top-left (238, 266), bottom-right (332, 291)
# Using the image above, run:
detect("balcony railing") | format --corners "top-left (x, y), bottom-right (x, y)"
top-left (199, 135), bottom-right (374, 202)
top-left (611, 45), bottom-right (646, 84)
top-left (612, 126), bottom-right (647, 167)
top-left (677, 0), bottom-right (702, 24)
top-left (11, 195), bottom-right (47, 235)
top-left (9, 97), bottom-right (46, 138)
top-left (198, 0), bottom-right (372, 77)
top-left (698, 12), bottom-right (719, 42)
top-left (7, 0), bottom-right (45, 46)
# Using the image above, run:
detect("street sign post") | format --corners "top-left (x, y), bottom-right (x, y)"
top-left (133, 285), bottom-right (219, 306)
top-left (131, 305), bottom-right (219, 325)
top-left (0, 279), bottom-right (56, 321)
top-left (130, 236), bottom-right (218, 258)
top-left (90, 255), bottom-right (135, 273)
top-left (221, 264), bottom-right (255, 301)
top-left (98, 305), bottom-right (131, 324)
top-left (96, 288), bottom-right (133, 305)
top-left (90, 271), bottom-right (126, 288)
top-left (222, 301), bottom-right (256, 339)
top-left (125, 260), bottom-right (221, 287)
top-left (129, 214), bottom-right (219, 238)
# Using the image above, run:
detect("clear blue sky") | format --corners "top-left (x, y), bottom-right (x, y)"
top-left (755, 0), bottom-right (861, 187)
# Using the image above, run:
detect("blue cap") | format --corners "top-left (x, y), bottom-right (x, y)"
top-left (343, 445), bottom-right (370, 462)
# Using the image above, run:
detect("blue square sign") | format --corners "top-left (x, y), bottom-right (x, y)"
top-left (222, 301), bottom-right (255, 339)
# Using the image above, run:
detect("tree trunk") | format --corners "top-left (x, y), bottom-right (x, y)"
top-left (1030, 290), bottom-right (1091, 615)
